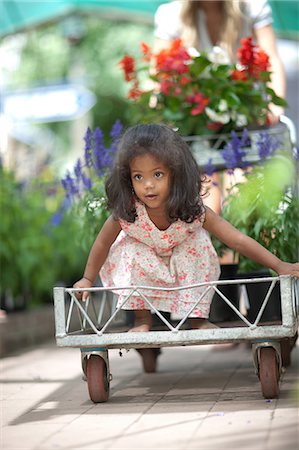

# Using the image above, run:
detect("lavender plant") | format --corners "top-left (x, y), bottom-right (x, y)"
top-left (59, 120), bottom-right (123, 252)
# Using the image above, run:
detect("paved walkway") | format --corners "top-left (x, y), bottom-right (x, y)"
top-left (1, 338), bottom-right (298, 450)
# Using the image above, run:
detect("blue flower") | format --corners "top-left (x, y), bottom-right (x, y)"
top-left (50, 210), bottom-right (62, 226)
top-left (74, 158), bottom-right (82, 180)
top-left (256, 132), bottom-right (280, 160)
top-left (61, 172), bottom-right (79, 198)
top-left (82, 173), bottom-right (92, 190)
top-left (93, 127), bottom-right (106, 175)
top-left (84, 127), bottom-right (93, 168)
top-left (204, 158), bottom-right (215, 177)
top-left (110, 119), bottom-right (123, 140)
top-left (221, 130), bottom-right (249, 169)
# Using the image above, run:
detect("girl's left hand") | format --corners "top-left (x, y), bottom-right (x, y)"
top-left (276, 262), bottom-right (299, 278)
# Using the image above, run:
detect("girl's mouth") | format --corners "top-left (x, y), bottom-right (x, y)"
top-left (145, 194), bottom-right (157, 200)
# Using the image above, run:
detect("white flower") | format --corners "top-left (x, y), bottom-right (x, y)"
top-left (188, 47), bottom-right (200, 57)
top-left (231, 111), bottom-right (248, 127)
top-left (206, 107), bottom-right (230, 124)
top-left (218, 99), bottom-right (228, 112)
top-left (208, 46), bottom-right (230, 65)
top-left (236, 114), bottom-right (248, 127)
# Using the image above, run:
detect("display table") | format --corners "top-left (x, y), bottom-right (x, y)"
top-left (184, 122), bottom-right (293, 171)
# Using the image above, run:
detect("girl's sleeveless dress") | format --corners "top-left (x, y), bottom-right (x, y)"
top-left (100, 202), bottom-right (220, 318)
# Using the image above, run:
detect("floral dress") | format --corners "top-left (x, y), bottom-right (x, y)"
top-left (100, 202), bottom-right (220, 318)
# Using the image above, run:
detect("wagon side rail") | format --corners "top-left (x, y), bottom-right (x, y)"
top-left (53, 275), bottom-right (298, 349)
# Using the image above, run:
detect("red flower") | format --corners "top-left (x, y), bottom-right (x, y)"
top-left (253, 49), bottom-right (270, 77)
top-left (119, 55), bottom-right (136, 82)
top-left (237, 36), bottom-right (271, 81)
top-left (128, 82), bottom-right (142, 100)
top-left (140, 41), bottom-right (152, 62)
top-left (187, 92), bottom-right (209, 116)
top-left (179, 75), bottom-right (192, 86)
top-left (155, 38), bottom-right (191, 74)
top-left (237, 36), bottom-right (255, 68)
top-left (207, 122), bottom-right (223, 131)
top-left (231, 69), bottom-right (248, 81)
top-left (160, 80), bottom-right (175, 95)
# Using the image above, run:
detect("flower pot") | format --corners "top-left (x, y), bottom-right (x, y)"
top-left (209, 264), bottom-right (240, 323)
top-left (238, 270), bottom-right (281, 323)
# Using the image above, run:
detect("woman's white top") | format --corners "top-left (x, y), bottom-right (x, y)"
top-left (155, 0), bottom-right (273, 52)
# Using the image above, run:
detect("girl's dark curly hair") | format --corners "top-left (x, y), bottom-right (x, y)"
top-left (105, 123), bottom-right (205, 223)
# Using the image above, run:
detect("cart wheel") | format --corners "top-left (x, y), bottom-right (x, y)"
top-left (87, 355), bottom-right (110, 403)
top-left (259, 347), bottom-right (280, 399)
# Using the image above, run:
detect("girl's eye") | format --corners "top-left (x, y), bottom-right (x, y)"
top-left (154, 171), bottom-right (163, 179)
top-left (133, 174), bottom-right (142, 181)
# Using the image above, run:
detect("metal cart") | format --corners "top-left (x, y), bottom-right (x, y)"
top-left (53, 275), bottom-right (298, 403)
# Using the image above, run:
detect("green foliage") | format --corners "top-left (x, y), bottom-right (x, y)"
top-left (69, 177), bottom-right (109, 253)
top-left (0, 167), bottom-right (83, 309)
top-left (213, 153), bottom-right (299, 272)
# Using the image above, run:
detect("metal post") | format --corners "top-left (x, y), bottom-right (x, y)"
top-left (53, 287), bottom-right (66, 338)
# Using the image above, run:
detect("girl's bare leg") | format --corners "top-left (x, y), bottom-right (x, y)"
top-left (191, 318), bottom-right (218, 329)
top-left (129, 310), bottom-right (152, 332)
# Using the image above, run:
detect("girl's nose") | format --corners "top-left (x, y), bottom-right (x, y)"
top-left (144, 178), bottom-right (154, 188)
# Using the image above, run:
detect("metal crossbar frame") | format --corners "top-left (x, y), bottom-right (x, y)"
top-left (53, 275), bottom-right (298, 349)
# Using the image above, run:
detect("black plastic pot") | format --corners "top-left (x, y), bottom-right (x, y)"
top-left (238, 270), bottom-right (281, 323)
top-left (209, 264), bottom-right (240, 323)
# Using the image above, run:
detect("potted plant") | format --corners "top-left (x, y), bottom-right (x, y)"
top-left (119, 36), bottom-right (286, 137)
top-left (211, 132), bottom-right (299, 322)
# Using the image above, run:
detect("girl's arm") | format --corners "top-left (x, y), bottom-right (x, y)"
top-left (203, 207), bottom-right (299, 277)
top-left (73, 215), bottom-right (122, 297)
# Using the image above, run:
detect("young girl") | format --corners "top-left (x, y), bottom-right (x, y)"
top-left (74, 123), bottom-right (299, 335)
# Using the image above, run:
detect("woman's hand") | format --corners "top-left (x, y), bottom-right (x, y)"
top-left (73, 277), bottom-right (93, 302)
top-left (275, 262), bottom-right (299, 278)
top-left (267, 104), bottom-right (284, 125)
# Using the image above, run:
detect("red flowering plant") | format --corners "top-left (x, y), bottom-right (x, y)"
top-left (119, 37), bottom-right (286, 136)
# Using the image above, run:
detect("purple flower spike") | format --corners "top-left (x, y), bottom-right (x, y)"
top-left (221, 130), bottom-right (248, 169)
top-left (93, 127), bottom-right (106, 174)
top-left (50, 211), bottom-right (62, 226)
top-left (256, 132), bottom-right (280, 160)
top-left (84, 127), bottom-right (93, 168)
top-left (205, 158), bottom-right (215, 176)
top-left (74, 158), bottom-right (82, 180)
top-left (61, 172), bottom-right (79, 198)
top-left (110, 119), bottom-right (123, 140)
top-left (82, 173), bottom-right (93, 190)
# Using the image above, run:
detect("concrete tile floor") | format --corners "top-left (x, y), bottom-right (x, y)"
top-left (1, 338), bottom-right (298, 450)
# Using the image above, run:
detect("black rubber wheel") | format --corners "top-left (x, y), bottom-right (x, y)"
top-left (87, 355), bottom-right (110, 403)
top-left (259, 347), bottom-right (279, 399)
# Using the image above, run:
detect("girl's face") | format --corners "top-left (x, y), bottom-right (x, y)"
top-left (130, 153), bottom-right (171, 212)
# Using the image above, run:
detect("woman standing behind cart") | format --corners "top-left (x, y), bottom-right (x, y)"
top-left (154, 0), bottom-right (286, 214)
top-left (74, 123), bottom-right (299, 334)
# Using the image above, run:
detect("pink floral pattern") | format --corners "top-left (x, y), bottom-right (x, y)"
top-left (100, 202), bottom-right (220, 318)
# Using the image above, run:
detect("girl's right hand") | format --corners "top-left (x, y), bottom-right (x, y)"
top-left (73, 277), bottom-right (93, 302)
